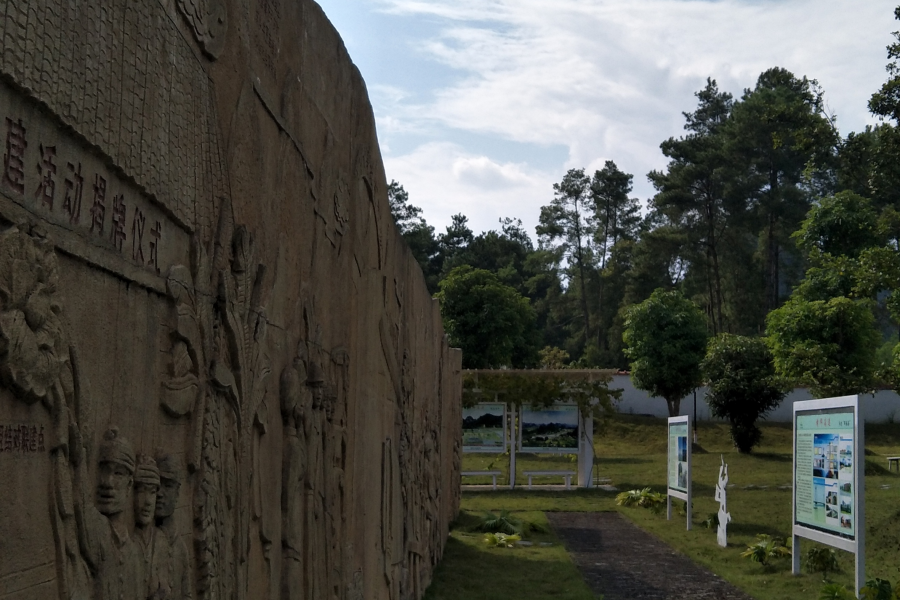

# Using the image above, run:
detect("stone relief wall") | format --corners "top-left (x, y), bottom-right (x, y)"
top-left (0, 1), bottom-right (463, 600)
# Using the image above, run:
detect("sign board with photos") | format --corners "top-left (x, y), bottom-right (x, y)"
top-left (666, 416), bottom-right (692, 530)
top-left (518, 404), bottom-right (580, 454)
top-left (462, 403), bottom-right (507, 453)
top-left (792, 396), bottom-right (865, 592)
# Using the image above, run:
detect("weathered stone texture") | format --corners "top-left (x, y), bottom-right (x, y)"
top-left (0, 1), bottom-right (462, 600)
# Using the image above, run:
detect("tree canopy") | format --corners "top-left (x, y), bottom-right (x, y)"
top-left (623, 289), bottom-right (708, 416)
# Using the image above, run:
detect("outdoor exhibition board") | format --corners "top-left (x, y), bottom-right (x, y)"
top-left (792, 396), bottom-right (864, 593)
top-left (667, 416), bottom-right (692, 530)
top-left (462, 402), bottom-right (508, 453)
top-left (518, 404), bottom-right (580, 454)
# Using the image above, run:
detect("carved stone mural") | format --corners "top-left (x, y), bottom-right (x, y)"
top-left (0, 2), bottom-right (463, 600)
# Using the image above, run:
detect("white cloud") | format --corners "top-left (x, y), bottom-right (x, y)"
top-left (385, 143), bottom-right (554, 237)
top-left (367, 0), bottom-right (897, 232)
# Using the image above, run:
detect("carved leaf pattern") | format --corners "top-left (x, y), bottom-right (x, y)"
top-left (0, 227), bottom-right (67, 404)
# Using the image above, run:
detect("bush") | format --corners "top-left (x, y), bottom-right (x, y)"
top-left (483, 532), bottom-right (521, 548)
top-left (740, 534), bottom-right (791, 566)
top-left (820, 583), bottom-right (855, 600)
top-left (702, 334), bottom-right (786, 453)
top-left (806, 546), bottom-right (840, 581)
top-left (478, 510), bottom-right (523, 535)
top-left (615, 488), bottom-right (667, 514)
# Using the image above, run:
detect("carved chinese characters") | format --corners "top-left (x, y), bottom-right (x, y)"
top-left (0, 80), bottom-right (190, 285)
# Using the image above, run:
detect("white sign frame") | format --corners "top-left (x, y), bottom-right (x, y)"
top-left (792, 395), bottom-right (864, 593)
top-left (517, 403), bottom-right (580, 454)
top-left (666, 416), bottom-right (692, 530)
top-left (461, 402), bottom-right (508, 454)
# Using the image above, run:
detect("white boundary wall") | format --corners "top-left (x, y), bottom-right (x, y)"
top-left (611, 375), bottom-right (900, 423)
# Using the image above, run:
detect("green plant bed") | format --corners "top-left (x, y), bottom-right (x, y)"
top-left (423, 510), bottom-right (598, 600)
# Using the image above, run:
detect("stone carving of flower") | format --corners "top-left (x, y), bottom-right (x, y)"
top-left (0, 226), bottom-right (66, 405)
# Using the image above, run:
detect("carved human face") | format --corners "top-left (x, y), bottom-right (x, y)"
top-left (134, 482), bottom-right (159, 527)
top-left (311, 385), bottom-right (324, 409)
top-left (155, 476), bottom-right (181, 520)
top-left (97, 461), bottom-right (133, 516)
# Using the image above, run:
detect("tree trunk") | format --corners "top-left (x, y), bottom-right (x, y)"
top-left (666, 397), bottom-right (681, 417)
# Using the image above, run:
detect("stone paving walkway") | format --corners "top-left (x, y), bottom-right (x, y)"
top-left (548, 512), bottom-right (755, 600)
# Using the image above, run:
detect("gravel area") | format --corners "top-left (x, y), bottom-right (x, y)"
top-left (547, 512), bottom-right (755, 600)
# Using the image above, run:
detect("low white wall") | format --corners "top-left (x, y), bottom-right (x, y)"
top-left (611, 375), bottom-right (900, 423)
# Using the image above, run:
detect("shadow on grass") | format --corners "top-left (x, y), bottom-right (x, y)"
top-left (750, 452), bottom-right (791, 463)
top-left (598, 457), bottom-right (653, 465)
top-left (727, 521), bottom-right (790, 540)
top-left (424, 535), bottom-right (595, 600)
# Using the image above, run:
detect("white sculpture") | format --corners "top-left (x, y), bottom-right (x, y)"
top-left (715, 455), bottom-right (732, 547)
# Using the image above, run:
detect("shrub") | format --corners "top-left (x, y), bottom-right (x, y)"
top-left (820, 583), bottom-right (855, 600)
top-left (740, 534), bottom-right (791, 566)
top-left (479, 510), bottom-right (523, 535)
top-left (483, 532), bottom-right (521, 548)
top-left (615, 488), bottom-right (667, 514)
top-left (806, 546), bottom-right (840, 581)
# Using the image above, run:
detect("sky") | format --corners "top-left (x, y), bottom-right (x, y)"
top-left (315, 0), bottom-right (898, 240)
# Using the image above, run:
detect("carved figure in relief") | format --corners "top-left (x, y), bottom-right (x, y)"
top-left (324, 348), bottom-right (349, 599)
top-left (279, 343), bottom-right (309, 600)
top-left (133, 455), bottom-right (167, 599)
top-left (176, 0), bottom-right (228, 59)
top-left (154, 451), bottom-right (192, 600)
top-left (161, 266), bottom-right (202, 419)
top-left (304, 359), bottom-right (326, 600)
top-left (72, 428), bottom-right (146, 600)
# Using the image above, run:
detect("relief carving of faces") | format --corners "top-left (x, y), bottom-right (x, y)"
top-left (97, 461), bottom-right (133, 516)
top-left (134, 482), bottom-right (159, 527)
top-left (155, 477), bottom-right (181, 520)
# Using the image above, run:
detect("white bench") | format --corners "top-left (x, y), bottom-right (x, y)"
top-left (888, 457), bottom-right (900, 473)
top-left (523, 470), bottom-right (576, 490)
top-left (461, 470), bottom-right (502, 490)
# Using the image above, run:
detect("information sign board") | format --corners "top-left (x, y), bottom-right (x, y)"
top-left (792, 396), bottom-right (864, 592)
top-left (518, 404), bottom-right (579, 454)
top-left (667, 416), bottom-right (691, 529)
top-left (462, 403), bottom-right (507, 453)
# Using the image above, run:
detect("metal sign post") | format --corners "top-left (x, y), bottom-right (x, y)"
top-left (792, 396), bottom-right (864, 594)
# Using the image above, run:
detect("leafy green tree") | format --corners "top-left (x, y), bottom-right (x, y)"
top-left (794, 191), bottom-right (882, 259)
top-left (436, 266), bottom-right (539, 369)
top-left (869, 6), bottom-right (900, 122)
top-left (724, 67), bottom-right (839, 313)
top-left (623, 289), bottom-right (708, 416)
top-left (591, 161), bottom-right (641, 360)
top-left (766, 296), bottom-right (879, 397)
top-left (537, 169), bottom-right (596, 349)
top-left (702, 334), bottom-right (786, 453)
top-left (387, 180), bottom-right (441, 292)
top-left (649, 79), bottom-right (735, 333)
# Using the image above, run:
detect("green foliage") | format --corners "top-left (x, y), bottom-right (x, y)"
top-left (478, 510), bottom-right (523, 536)
top-left (624, 289), bottom-right (708, 416)
top-left (482, 532), bottom-right (521, 548)
top-left (794, 192), bottom-right (882, 259)
top-left (805, 546), bottom-right (840, 581)
top-left (538, 346), bottom-right (571, 369)
top-left (702, 334), bottom-right (786, 452)
top-left (859, 578), bottom-right (900, 600)
top-left (461, 370), bottom-right (621, 427)
top-left (869, 6), bottom-right (900, 122)
top-left (739, 534), bottom-right (792, 566)
top-left (819, 583), bottom-right (856, 600)
top-left (615, 488), bottom-right (667, 514)
top-left (702, 512), bottom-right (720, 529)
top-left (437, 266), bottom-right (539, 368)
top-left (766, 296), bottom-right (879, 397)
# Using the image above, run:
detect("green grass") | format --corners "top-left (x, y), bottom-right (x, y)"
top-left (435, 415), bottom-right (900, 600)
top-left (423, 511), bottom-right (599, 600)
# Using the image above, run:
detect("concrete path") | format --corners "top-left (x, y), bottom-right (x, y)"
top-left (548, 512), bottom-right (755, 600)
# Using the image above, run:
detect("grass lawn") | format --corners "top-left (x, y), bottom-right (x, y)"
top-left (427, 415), bottom-right (900, 600)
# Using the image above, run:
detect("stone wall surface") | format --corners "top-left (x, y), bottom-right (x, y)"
top-left (0, 1), bottom-right (462, 599)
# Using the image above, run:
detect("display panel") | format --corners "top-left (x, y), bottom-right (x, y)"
top-left (462, 403), bottom-right (507, 453)
top-left (518, 404), bottom-right (579, 453)
top-left (668, 421), bottom-right (689, 493)
top-left (794, 408), bottom-right (856, 540)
